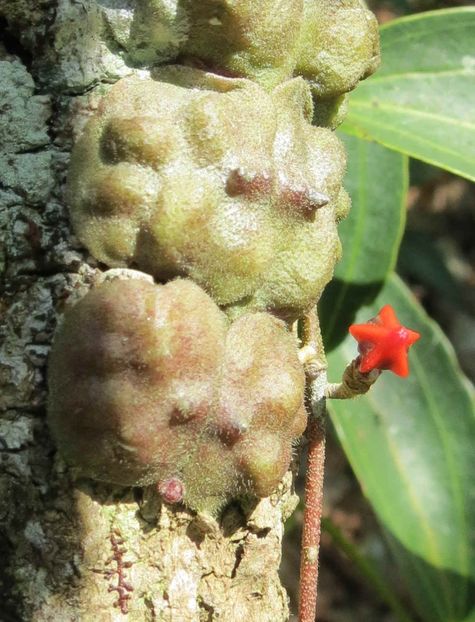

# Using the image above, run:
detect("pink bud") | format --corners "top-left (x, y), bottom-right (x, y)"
top-left (157, 477), bottom-right (184, 504)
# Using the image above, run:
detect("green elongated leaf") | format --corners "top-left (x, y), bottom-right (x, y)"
top-left (322, 517), bottom-right (415, 622)
top-left (320, 134), bottom-right (407, 350)
top-left (398, 230), bottom-right (464, 307)
top-left (327, 274), bottom-right (475, 622)
top-left (342, 8), bottom-right (475, 181)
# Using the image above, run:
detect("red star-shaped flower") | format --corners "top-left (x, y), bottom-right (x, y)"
top-left (349, 305), bottom-right (420, 377)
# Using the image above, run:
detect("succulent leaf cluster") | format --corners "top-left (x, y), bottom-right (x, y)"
top-left (68, 66), bottom-right (349, 322)
top-left (48, 0), bottom-right (380, 511)
top-left (128, 0), bottom-right (379, 118)
top-left (48, 279), bottom-right (306, 511)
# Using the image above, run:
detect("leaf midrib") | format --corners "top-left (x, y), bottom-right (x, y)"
top-left (345, 111), bottom-right (475, 167)
top-left (350, 101), bottom-right (475, 134)
top-left (360, 69), bottom-right (475, 85)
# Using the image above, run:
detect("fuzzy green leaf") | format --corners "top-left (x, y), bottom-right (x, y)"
top-left (327, 274), bottom-right (475, 622)
top-left (342, 8), bottom-right (475, 181)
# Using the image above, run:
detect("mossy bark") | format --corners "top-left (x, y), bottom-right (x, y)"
top-left (0, 2), bottom-right (296, 620)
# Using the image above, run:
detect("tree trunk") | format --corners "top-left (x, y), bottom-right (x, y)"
top-left (0, 2), bottom-right (297, 619)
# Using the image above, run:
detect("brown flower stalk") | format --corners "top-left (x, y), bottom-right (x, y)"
top-left (298, 310), bottom-right (327, 622)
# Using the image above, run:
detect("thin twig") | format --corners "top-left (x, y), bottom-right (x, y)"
top-left (325, 359), bottom-right (380, 400)
top-left (298, 309), bottom-right (327, 622)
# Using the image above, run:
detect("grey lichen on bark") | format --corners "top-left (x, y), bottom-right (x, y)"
top-left (0, 1), bottom-right (298, 620)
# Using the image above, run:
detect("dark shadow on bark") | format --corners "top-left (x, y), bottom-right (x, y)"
top-left (0, 425), bottom-right (85, 621)
top-left (0, 16), bottom-right (33, 68)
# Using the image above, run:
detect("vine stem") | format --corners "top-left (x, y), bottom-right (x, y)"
top-left (298, 310), bottom-right (328, 622)
top-left (325, 359), bottom-right (380, 399)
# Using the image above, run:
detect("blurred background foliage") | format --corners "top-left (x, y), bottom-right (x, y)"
top-left (282, 2), bottom-right (475, 621)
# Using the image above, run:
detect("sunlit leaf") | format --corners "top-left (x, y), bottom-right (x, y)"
top-left (320, 134), bottom-right (407, 350)
top-left (327, 274), bottom-right (475, 622)
top-left (342, 8), bottom-right (475, 181)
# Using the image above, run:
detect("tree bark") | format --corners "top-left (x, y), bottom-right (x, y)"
top-left (0, 2), bottom-right (297, 620)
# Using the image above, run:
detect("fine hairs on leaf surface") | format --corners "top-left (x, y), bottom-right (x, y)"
top-left (48, 277), bottom-right (307, 513)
